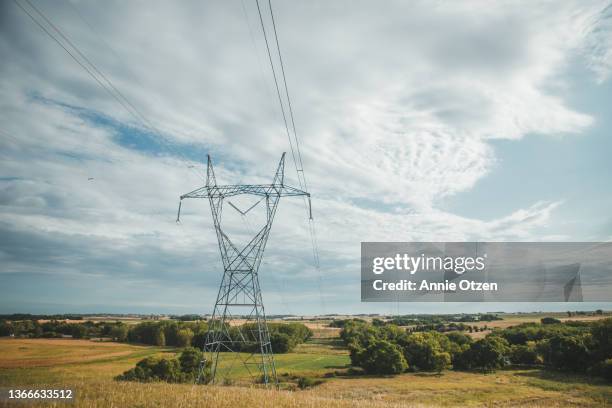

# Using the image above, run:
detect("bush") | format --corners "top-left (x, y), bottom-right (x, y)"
top-left (110, 325), bottom-right (128, 342)
top-left (541, 317), bottom-right (562, 325)
top-left (71, 324), bottom-right (87, 339)
top-left (543, 335), bottom-right (589, 372)
top-left (192, 331), bottom-right (207, 350)
top-left (176, 328), bottom-right (194, 348)
top-left (116, 348), bottom-right (209, 383)
top-left (297, 376), bottom-right (324, 389)
top-left (589, 359), bottom-right (612, 382)
top-left (271, 332), bottom-right (293, 353)
top-left (0, 320), bottom-right (12, 336)
top-left (178, 347), bottom-right (203, 377)
top-left (433, 351), bottom-right (451, 373)
top-left (509, 344), bottom-right (540, 365)
top-left (590, 317), bottom-right (612, 361)
top-left (457, 337), bottom-right (509, 372)
top-left (398, 331), bottom-right (450, 371)
top-left (356, 339), bottom-right (408, 375)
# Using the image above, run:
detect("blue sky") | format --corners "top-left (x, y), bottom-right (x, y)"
top-left (1, 0), bottom-right (612, 315)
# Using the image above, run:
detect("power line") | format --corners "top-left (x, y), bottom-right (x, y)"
top-left (13, 0), bottom-right (207, 181)
top-left (254, 0), bottom-right (325, 313)
top-left (254, 0), bottom-right (301, 191)
top-left (267, 0), bottom-right (307, 190)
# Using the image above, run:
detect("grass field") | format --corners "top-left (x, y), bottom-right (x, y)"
top-left (1, 334), bottom-right (611, 407)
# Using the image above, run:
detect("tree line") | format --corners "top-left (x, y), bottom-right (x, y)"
top-left (0, 319), bottom-right (312, 354)
top-left (340, 317), bottom-right (612, 381)
top-left (0, 319), bottom-right (126, 339)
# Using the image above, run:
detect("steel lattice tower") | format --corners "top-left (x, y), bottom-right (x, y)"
top-left (177, 153), bottom-right (309, 386)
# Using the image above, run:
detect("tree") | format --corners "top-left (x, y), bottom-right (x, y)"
top-left (71, 324), bottom-right (87, 339)
top-left (589, 358), bottom-right (612, 382)
top-left (176, 328), bottom-right (194, 348)
top-left (544, 335), bottom-right (589, 371)
top-left (154, 327), bottom-right (166, 346)
top-left (110, 325), bottom-right (128, 342)
top-left (509, 344), bottom-right (539, 365)
top-left (358, 339), bottom-right (408, 375)
top-left (192, 331), bottom-right (207, 350)
top-left (271, 332), bottom-right (293, 353)
top-left (459, 337), bottom-right (509, 372)
top-left (446, 332), bottom-right (472, 346)
top-left (590, 317), bottom-right (612, 361)
top-left (398, 332), bottom-right (450, 371)
top-left (433, 352), bottom-right (451, 374)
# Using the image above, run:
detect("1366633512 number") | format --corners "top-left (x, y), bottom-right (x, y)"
top-left (4, 389), bottom-right (74, 400)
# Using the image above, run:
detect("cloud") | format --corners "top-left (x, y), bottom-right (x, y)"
top-left (0, 0), bottom-right (611, 313)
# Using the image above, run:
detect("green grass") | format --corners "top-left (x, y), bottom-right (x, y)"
top-left (1, 337), bottom-right (611, 407)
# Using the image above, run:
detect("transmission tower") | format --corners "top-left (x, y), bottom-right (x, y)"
top-left (177, 153), bottom-right (310, 386)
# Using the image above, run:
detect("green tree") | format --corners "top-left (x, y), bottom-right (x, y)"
top-left (398, 331), bottom-right (450, 371)
top-left (509, 343), bottom-right (539, 365)
top-left (590, 317), bottom-right (612, 361)
top-left (271, 332), bottom-right (293, 353)
top-left (460, 337), bottom-right (509, 372)
top-left (0, 320), bottom-right (13, 336)
top-left (71, 324), bottom-right (87, 339)
top-left (357, 339), bottom-right (408, 375)
top-left (110, 325), bottom-right (128, 342)
top-left (176, 328), bottom-right (194, 348)
top-left (433, 351), bottom-right (451, 374)
top-left (154, 327), bottom-right (166, 346)
top-left (544, 335), bottom-right (589, 371)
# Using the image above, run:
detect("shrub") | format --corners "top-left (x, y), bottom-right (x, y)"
top-left (509, 344), bottom-right (540, 365)
top-left (110, 325), bottom-right (128, 342)
top-left (433, 351), bottom-right (451, 374)
top-left (116, 348), bottom-right (209, 383)
top-left (178, 347), bottom-right (204, 378)
top-left (398, 331), bottom-right (450, 371)
top-left (176, 328), bottom-right (194, 348)
top-left (541, 317), bottom-right (562, 325)
top-left (543, 335), bottom-right (589, 372)
top-left (589, 359), bottom-right (612, 382)
top-left (297, 376), bottom-right (324, 389)
top-left (357, 339), bottom-right (408, 375)
top-left (457, 337), bottom-right (509, 372)
top-left (271, 332), bottom-right (293, 353)
top-left (71, 324), bottom-right (87, 339)
top-left (590, 317), bottom-right (612, 361)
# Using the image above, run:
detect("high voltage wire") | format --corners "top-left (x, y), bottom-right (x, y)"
top-left (254, 0), bottom-right (300, 190)
top-left (13, 0), bottom-right (207, 181)
top-left (16, 0), bottom-right (326, 311)
top-left (267, 0), bottom-right (308, 191)
top-left (254, 0), bottom-right (325, 312)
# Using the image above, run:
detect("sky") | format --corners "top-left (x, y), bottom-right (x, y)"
top-left (1, 0), bottom-right (612, 315)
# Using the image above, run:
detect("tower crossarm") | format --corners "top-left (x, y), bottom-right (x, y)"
top-left (180, 184), bottom-right (309, 200)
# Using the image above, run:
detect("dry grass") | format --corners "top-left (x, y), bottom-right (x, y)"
top-left (1, 318), bottom-right (611, 407)
top-left (0, 380), bottom-right (412, 408)
top-left (0, 339), bottom-right (155, 368)
top-left (470, 313), bottom-right (609, 330)
top-left (1, 370), bottom-right (609, 408)
top-left (314, 370), bottom-right (611, 407)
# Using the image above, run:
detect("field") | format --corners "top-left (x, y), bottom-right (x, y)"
top-left (1, 328), bottom-right (611, 407)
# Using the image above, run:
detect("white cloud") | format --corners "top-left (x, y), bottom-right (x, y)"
top-left (1, 0), bottom-right (611, 312)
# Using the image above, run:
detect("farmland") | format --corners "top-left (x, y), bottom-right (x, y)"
top-left (1, 314), bottom-right (611, 408)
